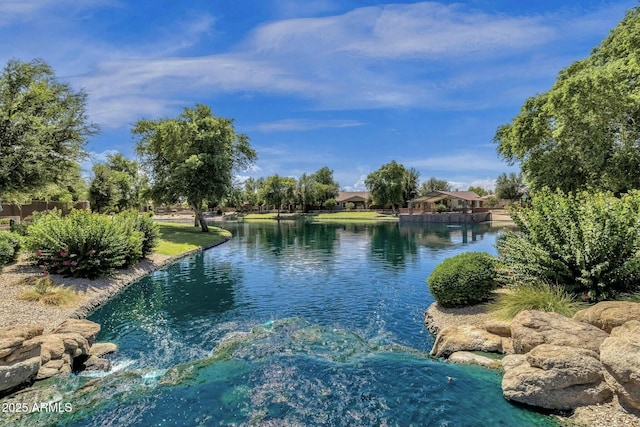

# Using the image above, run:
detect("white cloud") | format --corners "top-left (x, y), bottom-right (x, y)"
top-left (405, 152), bottom-right (511, 172)
top-left (252, 119), bottom-right (364, 132)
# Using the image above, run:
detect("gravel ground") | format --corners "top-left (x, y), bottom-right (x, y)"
top-left (425, 302), bottom-right (640, 427)
top-left (0, 253), bottom-right (173, 332)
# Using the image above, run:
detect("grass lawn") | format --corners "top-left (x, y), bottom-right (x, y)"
top-left (240, 211), bottom-right (398, 221)
top-left (313, 211), bottom-right (398, 221)
top-left (154, 222), bottom-right (232, 256)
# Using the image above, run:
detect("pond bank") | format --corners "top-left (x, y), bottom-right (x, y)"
top-left (425, 302), bottom-right (640, 427)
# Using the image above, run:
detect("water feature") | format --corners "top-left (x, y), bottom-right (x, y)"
top-left (3, 221), bottom-right (556, 426)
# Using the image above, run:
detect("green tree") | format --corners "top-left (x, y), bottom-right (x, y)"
top-left (133, 104), bottom-right (256, 232)
top-left (106, 153), bottom-right (147, 211)
top-left (0, 58), bottom-right (98, 203)
top-left (494, 8), bottom-right (640, 194)
top-left (259, 174), bottom-right (297, 219)
top-left (88, 163), bottom-right (118, 213)
top-left (296, 173), bottom-right (317, 212)
top-left (403, 167), bottom-right (420, 206)
top-left (495, 172), bottom-right (523, 202)
top-left (365, 160), bottom-right (408, 214)
top-left (311, 167), bottom-right (340, 207)
top-left (419, 177), bottom-right (451, 195)
top-left (468, 186), bottom-right (489, 197)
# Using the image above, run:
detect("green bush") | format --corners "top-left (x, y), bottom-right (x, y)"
top-left (117, 210), bottom-right (159, 257)
top-left (427, 252), bottom-right (498, 307)
top-left (490, 284), bottom-right (584, 320)
top-left (0, 231), bottom-right (22, 269)
top-left (26, 209), bottom-right (136, 279)
top-left (497, 189), bottom-right (640, 301)
top-left (435, 204), bottom-right (447, 213)
top-left (345, 202), bottom-right (355, 211)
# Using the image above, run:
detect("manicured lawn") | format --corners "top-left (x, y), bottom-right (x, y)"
top-left (240, 211), bottom-right (398, 221)
top-left (154, 222), bottom-right (232, 256)
top-left (313, 211), bottom-right (398, 221)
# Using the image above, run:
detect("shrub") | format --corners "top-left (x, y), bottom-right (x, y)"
top-left (489, 284), bottom-right (584, 320)
top-left (427, 252), bottom-right (497, 307)
top-left (26, 209), bottom-right (134, 279)
top-left (18, 276), bottom-right (77, 306)
top-left (0, 231), bottom-right (22, 269)
top-left (117, 210), bottom-right (159, 257)
top-left (497, 189), bottom-right (640, 301)
top-left (345, 202), bottom-right (355, 211)
top-left (435, 204), bottom-right (447, 213)
top-left (323, 198), bottom-right (337, 209)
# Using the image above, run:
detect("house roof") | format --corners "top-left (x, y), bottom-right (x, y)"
top-left (410, 190), bottom-right (483, 203)
top-left (336, 191), bottom-right (370, 202)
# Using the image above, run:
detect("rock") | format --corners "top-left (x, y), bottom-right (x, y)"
top-left (0, 324), bottom-right (44, 341)
top-left (89, 342), bottom-right (118, 357)
top-left (511, 310), bottom-right (609, 354)
top-left (502, 344), bottom-right (613, 410)
top-left (0, 356), bottom-right (41, 393)
top-left (0, 325), bottom-right (44, 393)
top-left (430, 325), bottom-right (503, 358)
top-left (573, 301), bottom-right (640, 333)
top-left (51, 319), bottom-right (101, 346)
top-left (600, 320), bottom-right (640, 411)
top-left (484, 320), bottom-right (512, 337)
top-left (448, 351), bottom-right (502, 369)
top-left (78, 355), bottom-right (111, 372)
top-left (27, 333), bottom-right (90, 381)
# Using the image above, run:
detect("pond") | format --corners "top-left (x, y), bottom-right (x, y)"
top-left (10, 221), bottom-right (555, 426)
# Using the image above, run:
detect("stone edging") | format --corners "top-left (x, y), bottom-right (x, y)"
top-left (68, 237), bottom-right (231, 320)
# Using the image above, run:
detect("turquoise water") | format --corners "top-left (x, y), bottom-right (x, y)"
top-left (3, 222), bottom-right (555, 426)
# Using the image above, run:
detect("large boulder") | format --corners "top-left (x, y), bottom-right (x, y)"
top-left (502, 344), bottom-right (613, 410)
top-left (511, 310), bottom-right (609, 354)
top-left (430, 324), bottom-right (503, 358)
top-left (599, 320), bottom-right (640, 411)
top-left (573, 301), bottom-right (640, 333)
top-left (0, 325), bottom-right (44, 393)
top-left (27, 333), bottom-right (90, 380)
top-left (51, 319), bottom-right (101, 346)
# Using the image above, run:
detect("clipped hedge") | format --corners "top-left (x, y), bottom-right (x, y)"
top-left (427, 251), bottom-right (497, 307)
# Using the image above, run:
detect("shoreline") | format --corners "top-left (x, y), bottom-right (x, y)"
top-left (424, 302), bottom-right (640, 427)
top-left (0, 237), bottom-right (230, 332)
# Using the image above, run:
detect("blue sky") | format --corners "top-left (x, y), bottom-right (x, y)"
top-left (1, 0), bottom-right (636, 191)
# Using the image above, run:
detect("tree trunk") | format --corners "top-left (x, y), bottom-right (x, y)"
top-left (193, 206), bottom-right (209, 232)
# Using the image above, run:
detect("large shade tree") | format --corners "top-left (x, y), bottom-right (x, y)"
top-left (494, 8), bottom-right (640, 194)
top-left (259, 174), bottom-right (297, 219)
top-left (365, 160), bottom-right (409, 214)
top-left (0, 58), bottom-right (98, 207)
top-left (133, 104), bottom-right (256, 231)
top-left (419, 177), bottom-right (451, 195)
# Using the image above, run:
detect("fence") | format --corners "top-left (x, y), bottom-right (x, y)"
top-left (0, 200), bottom-right (90, 219)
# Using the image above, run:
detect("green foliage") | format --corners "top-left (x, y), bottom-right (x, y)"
top-left (258, 174), bottom-right (297, 215)
top-left (345, 202), bottom-right (355, 211)
top-left (419, 177), bottom-right (451, 195)
top-left (365, 160), bottom-right (409, 213)
top-left (117, 210), bottom-right (159, 257)
top-left (484, 195), bottom-right (499, 208)
top-left (497, 189), bottom-right (640, 301)
top-left (427, 252), bottom-right (497, 307)
top-left (0, 231), bottom-right (22, 269)
top-left (494, 8), bottom-right (640, 194)
top-left (323, 198), bottom-right (337, 209)
top-left (490, 285), bottom-right (584, 320)
top-left (134, 104), bottom-right (256, 232)
top-left (434, 204), bottom-right (448, 213)
top-left (468, 186), bottom-right (489, 197)
top-left (0, 58), bottom-right (98, 199)
top-left (495, 173), bottom-right (523, 201)
top-left (25, 209), bottom-right (148, 279)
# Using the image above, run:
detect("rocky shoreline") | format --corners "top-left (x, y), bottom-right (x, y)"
top-left (425, 302), bottom-right (640, 427)
top-left (0, 237), bottom-right (230, 397)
